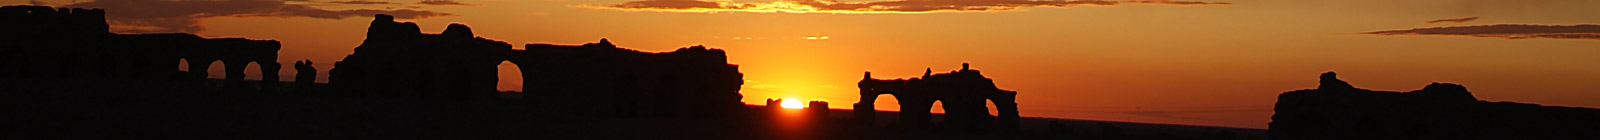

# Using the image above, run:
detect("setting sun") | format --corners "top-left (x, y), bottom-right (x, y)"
top-left (780, 99), bottom-right (803, 109)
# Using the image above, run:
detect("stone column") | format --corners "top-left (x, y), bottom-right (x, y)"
top-left (942, 97), bottom-right (984, 132)
top-left (294, 60), bottom-right (317, 94)
top-left (222, 60), bottom-right (248, 89)
top-left (856, 93), bottom-right (878, 126)
top-left (259, 61), bottom-right (280, 92)
top-left (993, 91), bottom-right (1020, 131)
top-left (186, 59), bottom-right (214, 86)
top-left (900, 97), bottom-right (934, 130)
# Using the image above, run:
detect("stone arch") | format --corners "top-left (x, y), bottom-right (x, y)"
top-left (503, 55), bottom-right (536, 99)
top-left (257, 61), bottom-right (280, 91)
top-left (855, 91), bottom-right (908, 127)
top-left (183, 58), bottom-right (221, 87)
top-left (932, 97), bottom-right (952, 127)
top-left (174, 58), bottom-right (188, 81)
top-left (293, 60), bottom-right (317, 94)
top-left (854, 65), bottom-right (1021, 131)
top-left (219, 58), bottom-right (261, 89)
top-left (495, 60), bottom-right (522, 92)
top-left (856, 71), bottom-right (940, 129)
top-left (989, 90), bottom-right (1020, 130)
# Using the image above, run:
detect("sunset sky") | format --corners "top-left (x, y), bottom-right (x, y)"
top-left (10, 0), bottom-right (1598, 129)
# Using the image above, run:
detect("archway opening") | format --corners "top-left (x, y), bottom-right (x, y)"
top-left (987, 99), bottom-right (1000, 116)
top-left (871, 94), bottom-right (900, 111)
top-left (243, 61), bottom-right (260, 80)
top-left (930, 99), bottom-right (946, 124)
top-left (195, 60), bottom-right (223, 87)
top-left (856, 93), bottom-right (900, 126)
top-left (176, 58), bottom-right (188, 75)
top-left (496, 61), bottom-right (522, 100)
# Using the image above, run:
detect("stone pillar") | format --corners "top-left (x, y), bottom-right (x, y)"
top-left (856, 71), bottom-right (878, 126)
top-left (294, 60), bottom-right (317, 94)
top-left (993, 91), bottom-right (1020, 131)
top-left (186, 59), bottom-right (214, 86)
top-left (855, 94), bottom-right (877, 126)
top-left (223, 60), bottom-right (249, 89)
top-left (259, 61), bottom-right (280, 92)
top-left (941, 98), bottom-right (983, 132)
top-left (900, 97), bottom-right (934, 130)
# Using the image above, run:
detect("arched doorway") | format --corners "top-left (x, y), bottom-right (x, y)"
top-left (240, 61), bottom-right (261, 88)
top-left (855, 93), bottom-right (902, 126)
top-left (179, 59), bottom-right (223, 87)
top-left (175, 58), bottom-right (188, 81)
top-left (496, 61), bottom-right (523, 100)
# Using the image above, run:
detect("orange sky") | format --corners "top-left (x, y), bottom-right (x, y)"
top-left (15, 0), bottom-right (1600, 129)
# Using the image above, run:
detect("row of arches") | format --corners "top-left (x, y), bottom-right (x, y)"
top-left (0, 34), bottom-right (282, 91)
top-left (853, 65), bottom-right (1020, 132)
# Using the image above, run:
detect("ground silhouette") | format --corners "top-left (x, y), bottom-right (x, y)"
top-left (1271, 72), bottom-right (1600, 139)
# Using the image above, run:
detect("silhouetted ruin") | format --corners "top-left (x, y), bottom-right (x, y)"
top-left (0, 5), bottom-right (281, 90)
top-left (294, 60), bottom-right (317, 94)
top-left (328, 14), bottom-right (745, 118)
top-left (808, 101), bottom-right (830, 118)
top-left (1271, 72), bottom-right (1600, 139)
top-left (855, 63), bottom-right (1020, 132)
top-left (767, 98), bottom-right (785, 109)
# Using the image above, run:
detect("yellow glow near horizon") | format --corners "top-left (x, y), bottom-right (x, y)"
top-left (580, 1), bottom-right (946, 14)
top-left (780, 98), bottom-right (803, 109)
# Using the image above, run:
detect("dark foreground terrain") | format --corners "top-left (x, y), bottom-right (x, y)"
top-left (3, 78), bottom-right (1264, 139)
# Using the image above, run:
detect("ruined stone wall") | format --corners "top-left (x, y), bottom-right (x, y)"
top-left (516, 42), bottom-right (744, 118)
top-left (328, 14), bottom-right (513, 99)
top-left (0, 6), bottom-right (281, 90)
top-left (1270, 72), bottom-right (1600, 139)
top-left (329, 14), bottom-right (745, 118)
top-left (855, 65), bottom-right (1020, 132)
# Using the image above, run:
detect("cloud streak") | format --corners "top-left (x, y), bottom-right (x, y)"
top-left (63, 0), bottom-right (454, 33)
top-left (587, 0), bottom-right (1230, 14)
top-left (1365, 24), bottom-right (1600, 40)
top-left (328, 0), bottom-right (399, 5)
top-left (418, 0), bottom-right (475, 6)
top-left (1425, 17), bottom-right (1479, 24)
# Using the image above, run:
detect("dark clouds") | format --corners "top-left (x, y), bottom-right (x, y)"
top-left (418, 0), bottom-right (473, 6)
top-left (62, 0), bottom-right (454, 33)
top-left (28, 0), bottom-right (47, 5)
top-left (328, 0), bottom-right (398, 5)
top-left (592, 0), bottom-right (1230, 13)
top-left (1425, 17), bottom-right (1479, 24)
top-left (1365, 24), bottom-right (1600, 40)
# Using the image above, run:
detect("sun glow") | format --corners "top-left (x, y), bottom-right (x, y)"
top-left (780, 99), bottom-right (804, 109)
top-left (585, 1), bottom-right (939, 14)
